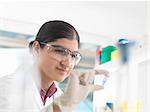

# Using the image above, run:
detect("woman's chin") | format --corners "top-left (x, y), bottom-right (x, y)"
top-left (56, 78), bottom-right (66, 82)
top-left (56, 75), bottom-right (69, 82)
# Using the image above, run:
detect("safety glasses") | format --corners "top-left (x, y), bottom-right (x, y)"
top-left (40, 42), bottom-right (82, 65)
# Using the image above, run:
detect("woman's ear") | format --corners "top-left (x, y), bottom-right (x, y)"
top-left (32, 41), bottom-right (41, 54)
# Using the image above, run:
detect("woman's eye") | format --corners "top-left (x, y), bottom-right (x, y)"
top-left (54, 49), bottom-right (68, 55)
top-left (72, 54), bottom-right (76, 58)
top-left (54, 49), bottom-right (64, 53)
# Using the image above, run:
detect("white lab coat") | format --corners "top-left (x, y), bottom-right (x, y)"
top-left (0, 63), bottom-right (63, 112)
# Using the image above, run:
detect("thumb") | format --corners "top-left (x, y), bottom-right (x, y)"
top-left (66, 73), bottom-right (79, 90)
top-left (88, 85), bottom-right (104, 92)
top-left (95, 69), bottom-right (109, 77)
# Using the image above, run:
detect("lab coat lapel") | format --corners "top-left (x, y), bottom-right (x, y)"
top-left (28, 65), bottom-right (44, 110)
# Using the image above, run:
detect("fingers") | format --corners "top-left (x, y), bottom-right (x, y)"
top-left (70, 71), bottom-right (87, 86)
top-left (67, 72), bottom-right (80, 90)
top-left (94, 69), bottom-right (109, 77)
top-left (88, 84), bottom-right (104, 91)
top-left (78, 71), bottom-right (95, 85)
top-left (70, 69), bottom-right (109, 87)
top-left (79, 73), bottom-right (87, 85)
top-left (86, 71), bottom-right (95, 84)
top-left (74, 69), bottom-right (109, 77)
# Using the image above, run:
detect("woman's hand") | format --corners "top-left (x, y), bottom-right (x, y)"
top-left (53, 69), bottom-right (109, 112)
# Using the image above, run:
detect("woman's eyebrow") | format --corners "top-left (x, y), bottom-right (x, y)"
top-left (51, 44), bottom-right (74, 52)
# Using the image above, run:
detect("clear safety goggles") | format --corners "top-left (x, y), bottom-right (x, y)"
top-left (40, 42), bottom-right (82, 65)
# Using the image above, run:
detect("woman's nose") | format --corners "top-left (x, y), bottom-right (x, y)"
top-left (60, 58), bottom-right (74, 68)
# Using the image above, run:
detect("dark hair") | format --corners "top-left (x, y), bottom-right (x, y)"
top-left (29, 20), bottom-right (80, 48)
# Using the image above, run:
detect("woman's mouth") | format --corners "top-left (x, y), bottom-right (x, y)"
top-left (56, 67), bottom-right (68, 75)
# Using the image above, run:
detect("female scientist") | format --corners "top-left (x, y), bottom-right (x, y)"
top-left (0, 20), bottom-right (108, 112)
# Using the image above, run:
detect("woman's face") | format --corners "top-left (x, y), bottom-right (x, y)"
top-left (37, 38), bottom-right (79, 82)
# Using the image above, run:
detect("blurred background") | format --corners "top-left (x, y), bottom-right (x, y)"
top-left (0, 1), bottom-right (149, 112)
